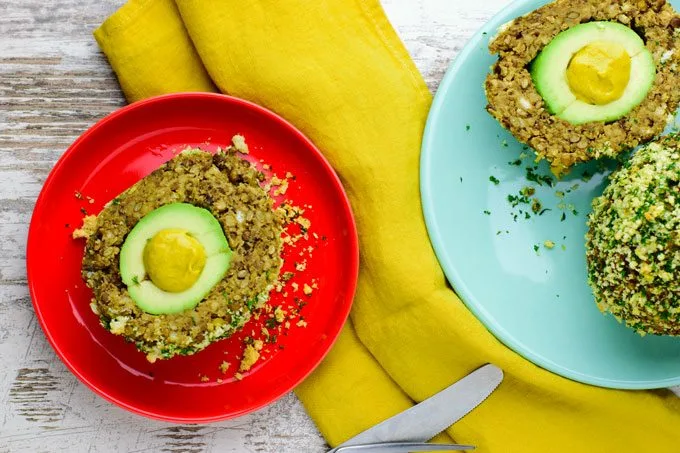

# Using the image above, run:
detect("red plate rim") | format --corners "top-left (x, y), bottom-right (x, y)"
top-left (26, 92), bottom-right (359, 422)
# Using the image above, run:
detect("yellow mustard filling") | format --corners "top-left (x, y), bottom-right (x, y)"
top-left (143, 228), bottom-right (206, 292)
top-left (566, 41), bottom-right (631, 105)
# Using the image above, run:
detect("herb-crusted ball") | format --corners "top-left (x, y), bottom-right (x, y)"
top-left (586, 135), bottom-right (680, 335)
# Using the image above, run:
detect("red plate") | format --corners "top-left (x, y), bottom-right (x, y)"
top-left (27, 93), bottom-right (359, 422)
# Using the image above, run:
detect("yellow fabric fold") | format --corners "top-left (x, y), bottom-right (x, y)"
top-left (94, 1), bottom-right (680, 451)
top-left (94, 0), bottom-right (216, 100)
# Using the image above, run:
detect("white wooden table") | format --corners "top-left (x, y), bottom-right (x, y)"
top-left (2, 0), bottom-right (623, 451)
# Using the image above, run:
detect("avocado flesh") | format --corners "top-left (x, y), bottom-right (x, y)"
top-left (531, 21), bottom-right (655, 124)
top-left (119, 203), bottom-right (232, 315)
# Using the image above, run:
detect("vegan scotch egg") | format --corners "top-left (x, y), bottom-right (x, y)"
top-left (77, 147), bottom-right (283, 362)
top-left (485, 0), bottom-right (680, 176)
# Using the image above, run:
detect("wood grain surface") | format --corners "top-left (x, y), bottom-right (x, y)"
top-left (4, 1), bottom-right (675, 452)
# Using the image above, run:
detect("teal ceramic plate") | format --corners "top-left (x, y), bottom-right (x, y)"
top-left (421, 0), bottom-right (680, 389)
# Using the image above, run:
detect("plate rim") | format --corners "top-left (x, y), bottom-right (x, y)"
top-left (420, 0), bottom-right (680, 390)
top-left (26, 92), bottom-right (360, 422)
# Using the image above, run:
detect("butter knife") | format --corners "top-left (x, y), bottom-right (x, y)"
top-left (333, 442), bottom-right (474, 452)
top-left (328, 364), bottom-right (503, 452)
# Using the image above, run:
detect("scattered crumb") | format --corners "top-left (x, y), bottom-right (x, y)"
top-left (303, 284), bottom-right (313, 296)
top-left (232, 134), bottom-right (249, 154)
top-left (239, 344), bottom-right (261, 372)
top-left (296, 320), bottom-right (308, 328)
top-left (291, 282), bottom-right (299, 292)
top-left (234, 372), bottom-right (243, 381)
top-left (72, 215), bottom-right (97, 239)
top-left (296, 216), bottom-right (311, 230)
top-left (74, 191), bottom-right (83, 200)
top-left (274, 306), bottom-right (287, 323)
top-left (217, 378), bottom-right (223, 384)
top-left (219, 361), bottom-right (231, 374)
top-left (544, 240), bottom-right (555, 249)
top-left (200, 374), bottom-right (210, 383)
top-left (274, 180), bottom-right (289, 196)
top-left (86, 196), bottom-right (95, 204)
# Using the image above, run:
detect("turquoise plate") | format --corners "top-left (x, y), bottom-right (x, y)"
top-left (421, 0), bottom-right (680, 389)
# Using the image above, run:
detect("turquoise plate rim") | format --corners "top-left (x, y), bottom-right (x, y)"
top-left (420, 0), bottom-right (680, 390)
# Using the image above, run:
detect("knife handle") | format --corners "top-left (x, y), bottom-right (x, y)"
top-left (330, 441), bottom-right (475, 452)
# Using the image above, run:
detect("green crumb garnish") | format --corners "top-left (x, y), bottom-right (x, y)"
top-left (525, 166), bottom-right (554, 187)
top-left (483, 210), bottom-right (491, 215)
top-left (489, 175), bottom-right (500, 185)
top-left (521, 186), bottom-right (535, 197)
top-left (544, 240), bottom-right (555, 249)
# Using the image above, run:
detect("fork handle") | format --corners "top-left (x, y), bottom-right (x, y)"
top-left (332, 441), bottom-right (475, 452)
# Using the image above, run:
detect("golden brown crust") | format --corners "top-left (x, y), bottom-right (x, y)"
top-left (81, 149), bottom-right (283, 361)
top-left (485, 0), bottom-right (680, 176)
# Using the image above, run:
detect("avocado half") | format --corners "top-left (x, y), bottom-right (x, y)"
top-left (531, 21), bottom-right (655, 125)
top-left (119, 203), bottom-right (231, 315)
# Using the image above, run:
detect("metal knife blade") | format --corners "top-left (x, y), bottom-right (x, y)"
top-left (336, 364), bottom-right (503, 448)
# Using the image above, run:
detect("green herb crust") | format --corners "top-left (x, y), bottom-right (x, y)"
top-left (586, 135), bottom-right (680, 335)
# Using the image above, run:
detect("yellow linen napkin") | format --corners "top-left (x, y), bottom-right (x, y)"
top-left (94, 0), bottom-right (680, 451)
